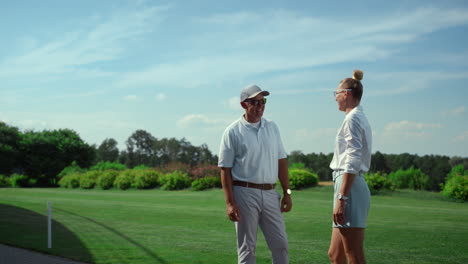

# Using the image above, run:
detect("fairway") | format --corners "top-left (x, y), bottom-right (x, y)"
top-left (0, 187), bottom-right (467, 264)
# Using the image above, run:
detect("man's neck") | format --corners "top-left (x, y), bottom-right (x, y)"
top-left (244, 114), bottom-right (261, 123)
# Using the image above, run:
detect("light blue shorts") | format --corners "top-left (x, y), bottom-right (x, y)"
top-left (332, 170), bottom-right (371, 228)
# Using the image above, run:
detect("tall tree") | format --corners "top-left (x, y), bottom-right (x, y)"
top-left (370, 151), bottom-right (390, 173)
top-left (97, 138), bottom-right (119, 162)
top-left (0, 121), bottom-right (21, 174)
top-left (449, 156), bottom-right (468, 168)
top-left (126, 130), bottom-right (156, 167)
top-left (19, 129), bottom-right (95, 186)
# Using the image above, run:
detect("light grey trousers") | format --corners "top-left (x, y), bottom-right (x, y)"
top-left (233, 186), bottom-right (289, 264)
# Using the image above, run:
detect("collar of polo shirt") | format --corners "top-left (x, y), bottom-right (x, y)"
top-left (241, 115), bottom-right (265, 129)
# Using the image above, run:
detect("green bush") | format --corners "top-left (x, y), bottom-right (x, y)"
top-left (57, 161), bottom-right (86, 179)
top-left (288, 169), bottom-right (318, 190)
top-left (388, 167), bottom-right (431, 190)
top-left (442, 175), bottom-right (468, 201)
top-left (115, 170), bottom-right (135, 190)
top-left (91, 161), bottom-right (127, 171)
top-left (441, 165), bottom-right (468, 201)
top-left (192, 176), bottom-right (221, 191)
top-left (10, 174), bottom-right (31, 188)
top-left (446, 164), bottom-right (467, 180)
top-left (0, 174), bottom-right (11, 187)
top-left (364, 172), bottom-right (395, 195)
top-left (133, 169), bottom-right (160, 189)
top-left (96, 170), bottom-right (119, 190)
top-left (290, 162), bottom-right (306, 170)
top-left (159, 171), bottom-right (191, 190)
top-left (133, 164), bottom-right (151, 170)
top-left (58, 173), bottom-right (82, 188)
top-left (79, 171), bottom-right (101, 189)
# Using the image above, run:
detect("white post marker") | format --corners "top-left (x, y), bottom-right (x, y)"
top-left (47, 201), bottom-right (52, 248)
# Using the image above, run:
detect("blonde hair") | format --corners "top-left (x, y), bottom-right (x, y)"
top-left (341, 69), bottom-right (364, 101)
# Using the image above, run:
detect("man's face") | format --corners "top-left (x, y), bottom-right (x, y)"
top-left (243, 94), bottom-right (266, 120)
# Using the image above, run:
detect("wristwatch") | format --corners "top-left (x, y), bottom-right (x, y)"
top-left (337, 193), bottom-right (348, 201)
top-left (284, 189), bottom-right (292, 195)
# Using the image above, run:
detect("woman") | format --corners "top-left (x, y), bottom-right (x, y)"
top-left (328, 69), bottom-right (372, 264)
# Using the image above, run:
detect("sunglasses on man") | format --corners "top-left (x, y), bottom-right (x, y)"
top-left (244, 98), bottom-right (267, 106)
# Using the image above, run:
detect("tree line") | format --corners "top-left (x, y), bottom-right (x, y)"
top-left (0, 122), bottom-right (216, 186)
top-left (1, 121), bottom-right (467, 190)
top-left (288, 150), bottom-right (468, 191)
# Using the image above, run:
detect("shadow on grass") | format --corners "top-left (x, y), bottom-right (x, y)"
top-left (55, 208), bottom-right (168, 264)
top-left (0, 203), bottom-right (94, 263)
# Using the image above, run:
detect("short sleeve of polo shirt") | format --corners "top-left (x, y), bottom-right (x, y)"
top-left (273, 122), bottom-right (288, 160)
top-left (218, 128), bottom-right (235, 168)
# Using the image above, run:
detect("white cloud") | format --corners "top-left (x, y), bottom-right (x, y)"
top-left (117, 7), bottom-right (468, 91)
top-left (155, 93), bottom-right (167, 101)
top-left (123, 95), bottom-right (138, 101)
top-left (454, 131), bottom-right (468, 142)
top-left (177, 114), bottom-right (217, 128)
top-left (385, 120), bottom-right (442, 131)
top-left (0, 4), bottom-right (170, 78)
top-left (368, 72), bottom-right (468, 96)
top-left (1, 111), bottom-right (139, 147)
top-left (225, 96), bottom-right (241, 110)
top-left (382, 120), bottom-right (442, 138)
top-left (177, 114), bottom-right (231, 128)
top-left (443, 106), bottom-right (465, 116)
top-left (17, 119), bottom-right (52, 131)
top-left (295, 128), bottom-right (337, 142)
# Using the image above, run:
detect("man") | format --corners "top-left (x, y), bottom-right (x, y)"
top-left (218, 84), bottom-right (292, 264)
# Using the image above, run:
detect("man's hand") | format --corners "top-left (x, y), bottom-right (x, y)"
top-left (333, 199), bottom-right (346, 225)
top-left (280, 194), bottom-right (292, 213)
top-left (226, 202), bottom-right (240, 222)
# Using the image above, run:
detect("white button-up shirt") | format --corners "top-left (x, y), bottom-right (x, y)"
top-left (330, 105), bottom-right (372, 174)
top-left (218, 116), bottom-right (287, 184)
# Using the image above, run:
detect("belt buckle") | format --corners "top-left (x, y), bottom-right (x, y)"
top-left (246, 182), bottom-right (249, 188)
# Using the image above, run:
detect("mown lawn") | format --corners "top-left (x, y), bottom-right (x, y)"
top-left (0, 187), bottom-right (467, 264)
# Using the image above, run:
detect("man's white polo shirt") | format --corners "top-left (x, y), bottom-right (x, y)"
top-left (218, 116), bottom-right (287, 184)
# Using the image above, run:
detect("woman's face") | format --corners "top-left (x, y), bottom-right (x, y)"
top-left (334, 83), bottom-right (349, 112)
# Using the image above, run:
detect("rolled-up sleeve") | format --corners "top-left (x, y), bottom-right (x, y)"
top-left (218, 129), bottom-right (235, 168)
top-left (343, 117), bottom-right (363, 174)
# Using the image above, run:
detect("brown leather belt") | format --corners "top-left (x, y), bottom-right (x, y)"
top-left (233, 180), bottom-right (275, 190)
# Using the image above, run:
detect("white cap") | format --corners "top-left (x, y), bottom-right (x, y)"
top-left (240, 84), bottom-right (270, 102)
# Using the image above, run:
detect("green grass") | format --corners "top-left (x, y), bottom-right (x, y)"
top-left (0, 187), bottom-right (467, 264)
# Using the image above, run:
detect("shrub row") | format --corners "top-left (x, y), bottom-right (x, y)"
top-left (0, 173), bottom-right (37, 188)
top-left (192, 176), bottom-right (222, 191)
top-left (364, 172), bottom-right (395, 195)
top-left (58, 169), bottom-right (197, 191)
top-left (388, 167), bottom-right (431, 190)
top-left (0, 174), bottom-right (11, 187)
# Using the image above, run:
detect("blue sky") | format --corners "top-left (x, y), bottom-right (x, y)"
top-left (1, 0), bottom-right (468, 157)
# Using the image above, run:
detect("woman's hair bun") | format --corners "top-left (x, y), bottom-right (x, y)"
top-left (352, 69), bottom-right (364, 81)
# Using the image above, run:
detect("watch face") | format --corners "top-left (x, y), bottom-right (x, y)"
top-left (287, 189), bottom-right (292, 195)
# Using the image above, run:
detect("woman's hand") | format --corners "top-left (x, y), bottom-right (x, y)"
top-left (333, 199), bottom-right (346, 225)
